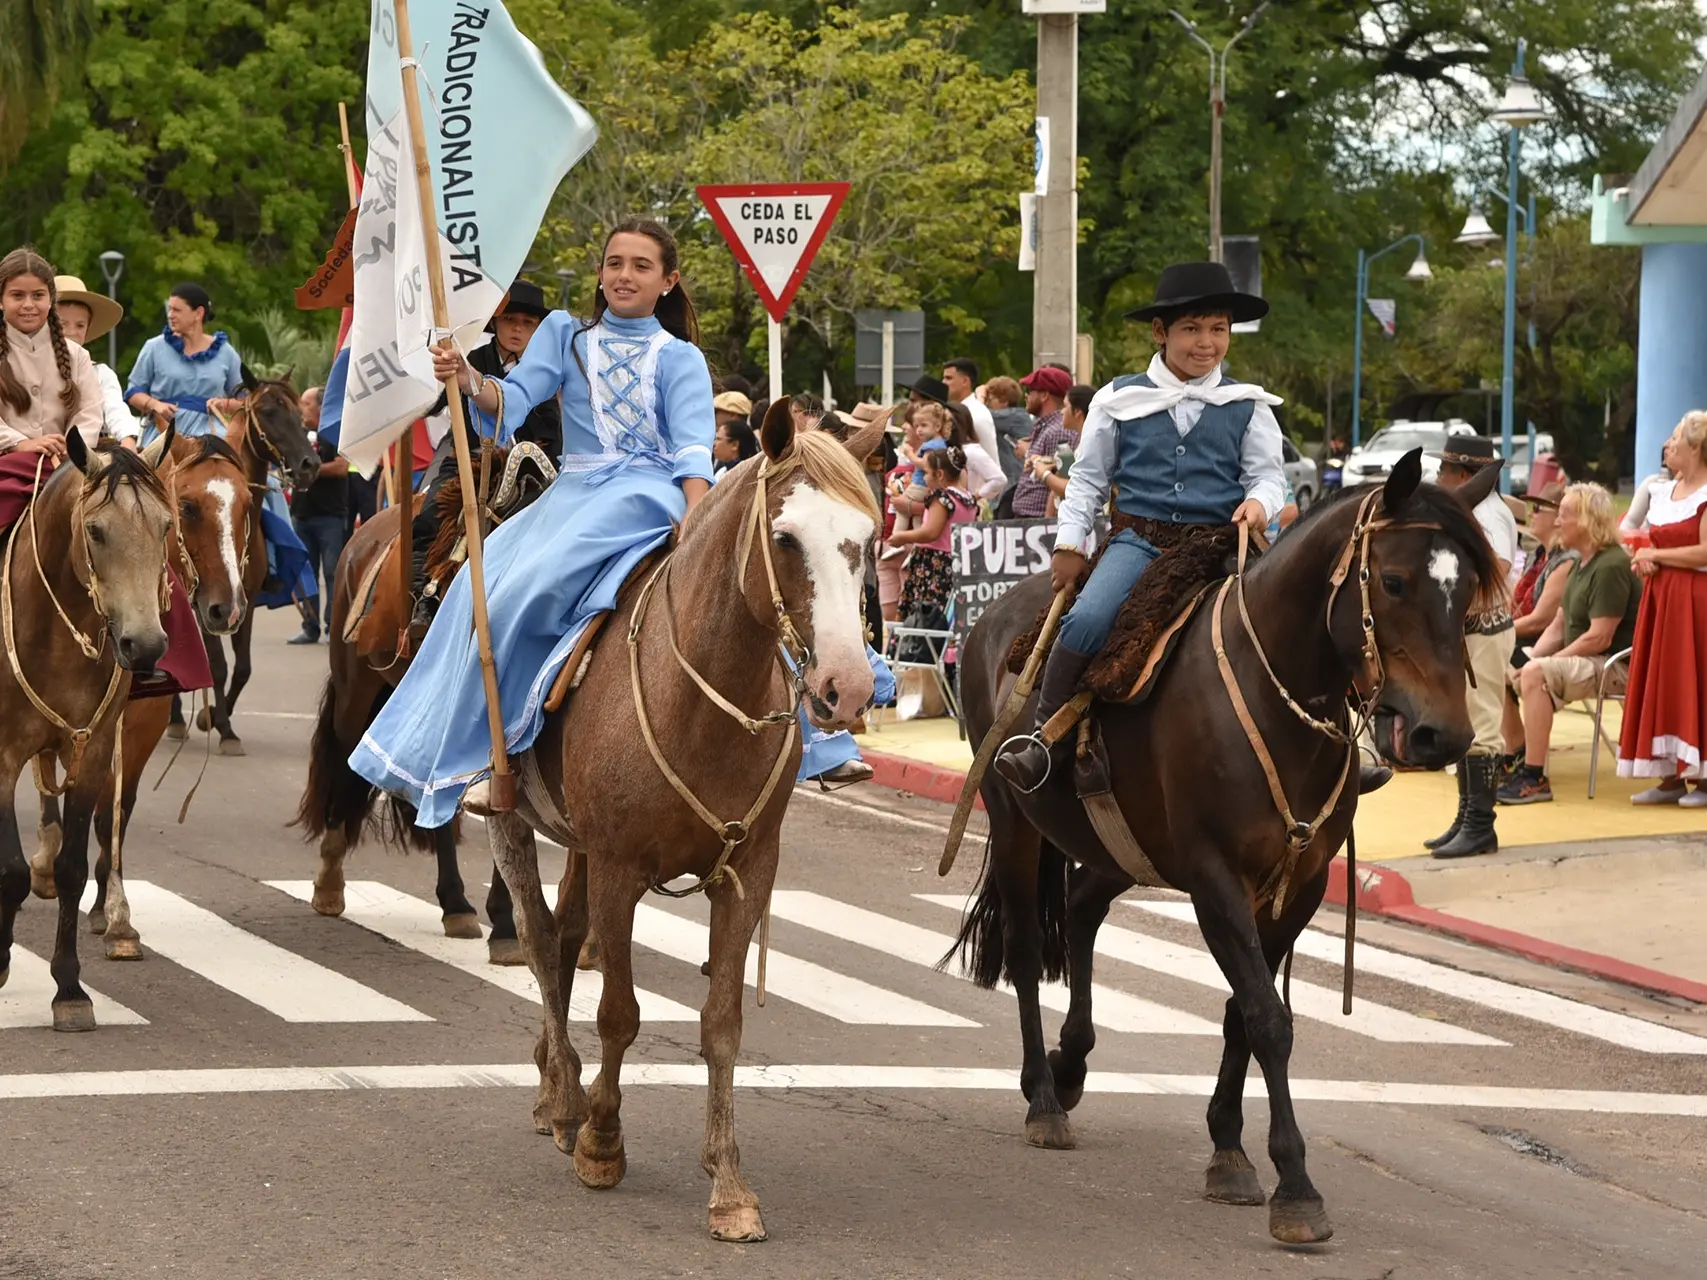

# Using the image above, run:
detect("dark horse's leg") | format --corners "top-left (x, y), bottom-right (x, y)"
top-left (1046, 863), bottom-right (1128, 1113)
top-left (0, 782), bottom-right (32, 993)
top-left (48, 786), bottom-right (98, 1031)
top-left (89, 767), bottom-right (143, 959)
top-left (486, 860), bottom-right (521, 965)
top-left (28, 788), bottom-right (61, 900)
top-left (433, 823), bottom-right (481, 939)
top-left (208, 612), bottom-right (255, 755)
top-left (1192, 856), bottom-right (1332, 1244)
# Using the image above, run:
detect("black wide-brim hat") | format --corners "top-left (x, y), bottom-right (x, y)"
top-left (1124, 261), bottom-right (1269, 324)
top-left (907, 375), bottom-right (950, 405)
top-left (1429, 434), bottom-right (1503, 469)
top-left (486, 279), bottom-right (550, 330)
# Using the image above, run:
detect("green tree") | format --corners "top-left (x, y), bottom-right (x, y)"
top-left (0, 0), bottom-right (95, 164)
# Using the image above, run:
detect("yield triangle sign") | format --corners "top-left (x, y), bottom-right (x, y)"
top-left (697, 183), bottom-right (850, 323)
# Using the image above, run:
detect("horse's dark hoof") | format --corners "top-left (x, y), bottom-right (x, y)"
top-left (442, 912), bottom-right (482, 940)
top-left (488, 936), bottom-right (525, 966)
top-left (1024, 1112), bottom-right (1075, 1150)
top-left (1269, 1195), bottom-right (1333, 1244)
top-left (53, 1000), bottom-right (96, 1033)
top-left (166, 722), bottom-right (188, 741)
top-left (87, 907), bottom-right (107, 935)
top-left (218, 738), bottom-right (245, 757)
top-left (0, 966), bottom-right (9, 990)
top-left (1204, 1149), bottom-right (1266, 1205)
top-left (577, 937), bottom-right (602, 972)
top-left (1046, 1049), bottom-right (1086, 1112)
top-left (195, 707), bottom-right (212, 732)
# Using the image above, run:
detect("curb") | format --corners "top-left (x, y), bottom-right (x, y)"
top-left (860, 749), bottom-right (1706, 1007)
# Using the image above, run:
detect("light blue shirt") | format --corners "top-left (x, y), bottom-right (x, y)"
top-left (125, 328), bottom-right (245, 441)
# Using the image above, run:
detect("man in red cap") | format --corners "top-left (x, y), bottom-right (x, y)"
top-left (1011, 364), bottom-right (1075, 518)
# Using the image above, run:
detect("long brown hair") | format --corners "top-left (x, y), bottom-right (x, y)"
top-left (587, 219), bottom-right (699, 345)
top-left (0, 246), bottom-right (80, 420)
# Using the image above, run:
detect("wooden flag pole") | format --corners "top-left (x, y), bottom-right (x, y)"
top-left (336, 102), bottom-right (360, 206)
top-left (394, 0), bottom-right (515, 811)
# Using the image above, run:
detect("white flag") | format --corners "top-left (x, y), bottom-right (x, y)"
top-left (1367, 297), bottom-right (1397, 337)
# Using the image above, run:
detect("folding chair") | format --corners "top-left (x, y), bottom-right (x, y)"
top-left (1585, 647), bottom-right (1632, 799)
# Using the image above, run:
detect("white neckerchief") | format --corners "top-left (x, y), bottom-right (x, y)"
top-left (1091, 353), bottom-right (1283, 425)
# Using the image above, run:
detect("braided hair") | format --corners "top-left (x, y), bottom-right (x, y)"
top-left (0, 246), bottom-right (80, 420)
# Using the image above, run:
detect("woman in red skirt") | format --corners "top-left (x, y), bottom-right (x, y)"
top-left (1618, 411), bottom-right (1707, 805)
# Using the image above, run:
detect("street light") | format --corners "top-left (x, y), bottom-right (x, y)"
top-left (1487, 38), bottom-right (1549, 492)
top-left (1168, 2), bottom-right (1271, 264)
top-left (1455, 205), bottom-right (1499, 247)
top-left (97, 250), bottom-right (125, 370)
top-left (1351, 234), bottom-right (1430, 448)
top-left (554, 268), bottom-right (575, 311)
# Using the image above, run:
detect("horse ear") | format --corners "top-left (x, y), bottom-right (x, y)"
top-left (1454, 458), bottom-right (1503, 511)
top-left (760, 398), bottom-right (795, 462)
top-left (65, 429), bottom-right (92, 475)
top-left (1382, 448), bottom-right (1423, 515)
top-left (240, 362), bottom-right (260, 394)
top-left (140, 422), bottom-right (175, 471)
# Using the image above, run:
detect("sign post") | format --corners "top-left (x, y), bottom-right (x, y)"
top-left (697, 183), bottom-right (850, 404)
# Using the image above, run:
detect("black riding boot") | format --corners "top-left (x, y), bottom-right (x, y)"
top-left (408, 536), bottom-right (438, 635)
top-left (1432, 754), bottom-right (1498, 859)
top-left (1358, 763), bottom-right (1393, 793)
top-left (1423, 764), bottom-right (1469, 849)
top-left (992, 644), bottom-right (1095, 793)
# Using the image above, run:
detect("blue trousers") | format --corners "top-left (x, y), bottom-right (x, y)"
top-left (1058, 530), bottom-right (1160, 655)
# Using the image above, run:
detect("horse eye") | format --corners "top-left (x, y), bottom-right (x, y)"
top-left (1381, 573), bottom-right (1404, 598)
top-left (773, 530), bottom-right (800, 552)
top-left (85, 523), bottom-right (103, 546)
top-left (179, 499), bottom-right (199, 521)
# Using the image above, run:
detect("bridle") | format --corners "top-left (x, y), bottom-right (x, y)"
top-left (624, 455), bottom-right (822, 903)
top-left (163, 449), bottom-right (254, 610)
top-left (1213, 489), bottom-right (1444, 917)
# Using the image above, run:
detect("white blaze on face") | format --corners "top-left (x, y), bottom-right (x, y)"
top-left (1427, 547), bottom-right (1461, 612)
top-left (773, 482), bottom-right (877, 717)
top-left (205, 477), bottom-right (243, 599)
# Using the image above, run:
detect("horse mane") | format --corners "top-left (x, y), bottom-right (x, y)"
top-left (680, 430), bottom-right (881, 544)
top-left (53, 442), bottom-right (170, 510)
top-left (189, 433), bottom-right (244, 470)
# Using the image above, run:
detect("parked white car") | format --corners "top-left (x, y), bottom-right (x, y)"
top-left (1280, 437), bottom-right (1319, 511)
top-left (1507, 433), bottom-right (1557, 492)
top-left (1342, 421), bottom-right (1477, 485)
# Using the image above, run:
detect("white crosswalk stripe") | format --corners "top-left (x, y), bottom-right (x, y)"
top-left (85, 882), bottom-right (429, 1023)
top-left (770, 890), bottom-right (1220, 1036)
top-left (1128, 899), bottom-right (1707, 1057)
top-left (265, 881), bottom-right (701, 1023)
top-left (0, 946), bottom-right (147, 1029)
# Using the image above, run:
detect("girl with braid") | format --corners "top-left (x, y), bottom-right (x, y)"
top-left (0, 247), bottom-right (104, 536)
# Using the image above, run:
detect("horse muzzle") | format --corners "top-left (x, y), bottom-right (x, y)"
top-left (199, 593), bottom-right (246, 636)
top-left (113, 625), bottom-right (169, 675)
top-left (1373, 704), bottom-right (1470, 771)
top-left (802, 663), bottom-right (873, 734)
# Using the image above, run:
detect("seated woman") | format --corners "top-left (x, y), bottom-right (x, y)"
top-left (350, 220), bottom-right (715, 827)
top-left (1500, 483), bottom-right (1575, 766)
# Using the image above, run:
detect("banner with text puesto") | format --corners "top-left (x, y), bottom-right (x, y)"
top-left (338, 0), bottom-right (597, 470)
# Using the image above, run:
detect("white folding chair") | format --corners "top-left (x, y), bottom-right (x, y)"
top-left (1586, 647), bottom-right (1632, 799)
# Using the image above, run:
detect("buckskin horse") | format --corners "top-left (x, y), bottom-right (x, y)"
top-left (481, 406), bottom-right (881, 1242)
top-left (945, 451), bottom-right (1500, 1244)
top-left (0, 433), bottom-right (176, 1030)
top-left (168, 370), bottom-right (319, 755)
top-left (30, 433), bottom-right (256, 960)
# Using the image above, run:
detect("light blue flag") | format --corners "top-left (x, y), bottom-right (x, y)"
top-left (340, 0), bottom-right (598, 470)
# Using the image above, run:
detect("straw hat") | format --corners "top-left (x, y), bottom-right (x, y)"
top-left (53, 276), bottom-right (124, 344)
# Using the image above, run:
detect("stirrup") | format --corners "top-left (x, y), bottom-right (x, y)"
top-left (996, 732), bottom-right (1053, 794)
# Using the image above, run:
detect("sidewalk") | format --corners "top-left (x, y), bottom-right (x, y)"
top-left (854, 703), bottom-right (1707, 1002)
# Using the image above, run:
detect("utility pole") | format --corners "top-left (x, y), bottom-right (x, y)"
top-left (1030, 3), bottom-right (1095, 370)
top-left (1168, 3), bottom-right (1270, 264)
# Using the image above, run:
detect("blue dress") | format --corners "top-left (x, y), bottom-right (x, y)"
top-left (350, 310), bottom-right (716, 826)
top-left (125, 327), bottom-right (245, 443)
top-left (796, 647), bottom-right (895, 781)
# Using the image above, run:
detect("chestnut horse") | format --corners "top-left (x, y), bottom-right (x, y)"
top-left (295, 498), bottom-right (519, 958)
top-left (947, 452), bottom-right (1500, 1244)
top-left (30, 434), bottom-right (255, 959)
top-left (483, 407), bottom-right (881, 1242)
top-left (0, 434), bottom-right (175, 1030)
top-left (168, 370), bottom-right (318, 755)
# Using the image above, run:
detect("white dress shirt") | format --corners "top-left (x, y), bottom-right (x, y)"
top-left (1056, 353), bottom-right (1288, 552)
top-left (957, 394), bottom-right (1000, 462)
top-left (96, 361), bottom-right (143, 442)
top-left (960, 440), bottom-right (1006, 502)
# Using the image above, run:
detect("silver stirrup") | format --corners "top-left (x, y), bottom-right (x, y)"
top-left (997, 733), bottom-right (1054, 794)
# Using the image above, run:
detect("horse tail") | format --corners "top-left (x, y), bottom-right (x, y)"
top-left (292, 675), bottom-right (377, 847)
top-left (378, 793), bottom-right (445, 854)
top-left (941, 833), bottom-right (1071, 989)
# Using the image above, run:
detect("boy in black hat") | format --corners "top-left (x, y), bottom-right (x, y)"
top-left (412, 280), bottom-right (561, 630)
top-left (995, 261), bottom-right (1288, 791)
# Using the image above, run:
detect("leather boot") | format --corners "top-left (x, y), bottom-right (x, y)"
top-left (409, 539), bottom-right (437, 636)
top-left (993, 644), bottom-right (1095, 793)
top-left (1432, 755), bottom-right (1498, 859)
top-left (1423, 764), bottom-right (1469, 849)
top-left (1358, 763), bottom-right (1393, 794)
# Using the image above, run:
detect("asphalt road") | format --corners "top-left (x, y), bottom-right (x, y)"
top-left (3, 609), bottom-right (1706, 1279)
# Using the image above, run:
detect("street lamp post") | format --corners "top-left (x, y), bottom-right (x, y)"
top-left (1350, 235), bottom-right (1431, 449)
top-left (554, 268), bottom-right (575, 311)
top-left (97, 250), bottom-right (125, 369)
top-left (1168, 2), bottom-right (1270, 264)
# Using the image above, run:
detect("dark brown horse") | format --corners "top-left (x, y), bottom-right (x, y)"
top-left (30, 434), bottom-right (256, 958)
top-left (168, 369), bottom-right (318, 755)
top-left (0, 434), bottom-right (175, 1030)
top-left (483, 407), bottom-right (882, 1242)
top-left (947, 452), bottom-right (1499, 1244)
top-left (295, 497), bottom-right (519, 958)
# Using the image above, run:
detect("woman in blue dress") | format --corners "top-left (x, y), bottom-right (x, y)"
top-left (124, 283), bottom-right (246, 443)
top-left (351, 219), bottom-right (716, 827)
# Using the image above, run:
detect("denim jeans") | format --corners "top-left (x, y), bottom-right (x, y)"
top-left (293, 513), bottom-right (348, 625)
top-left (1057, 529), bottom-right (1160, 655)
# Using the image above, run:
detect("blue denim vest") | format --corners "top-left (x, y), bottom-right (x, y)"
top-left (1110, 373), bottom-right (1253, 525)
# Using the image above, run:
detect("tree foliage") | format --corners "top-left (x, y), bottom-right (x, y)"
top-left (0, 0), bottom-right (95, 164)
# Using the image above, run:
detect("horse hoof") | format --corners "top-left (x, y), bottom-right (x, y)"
top-left (0, 966), bottom-right (9, 990)
top-left (87, 907), bottom-right (107, 935)
top-left (487, 936), bottom-right (525, 966)
top-left (573, 1144), bottom-right (627, 1190)
top-left (195, 707), bottom-right (212, 732)
top-left (104, 935), bottom-right (144, 962)
top-left (442, 913), bottom-right (482, 940)
top-left (577, 938), bottom-right (602, 972)
top-left (1204, 1150), bottom-right (1266, 1206)
top-left (218, 739), bottom-right (245, 757)
top-left (311, 886), bottom-right (345, 917)
top-left (30, 871), bottom-right (57, 901)
top-left (552, 1121), bottom-right (580, 1155)
top-left (1269, 1195), bottom-right (1333, 1245)
top-left (1046, 1049), bottom-right (1086, 1112)
top-left (1056, 1081), bottom-right (1084, 1113)
top-left (709, 1205), bottom-right (768, 1243)
top-left (53, 1000), bottom-right (96, 1033)
top-left (1024, 1113), bottom-right (1075, 1150)
top-left (166, 722), bottom-right (189, 741)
